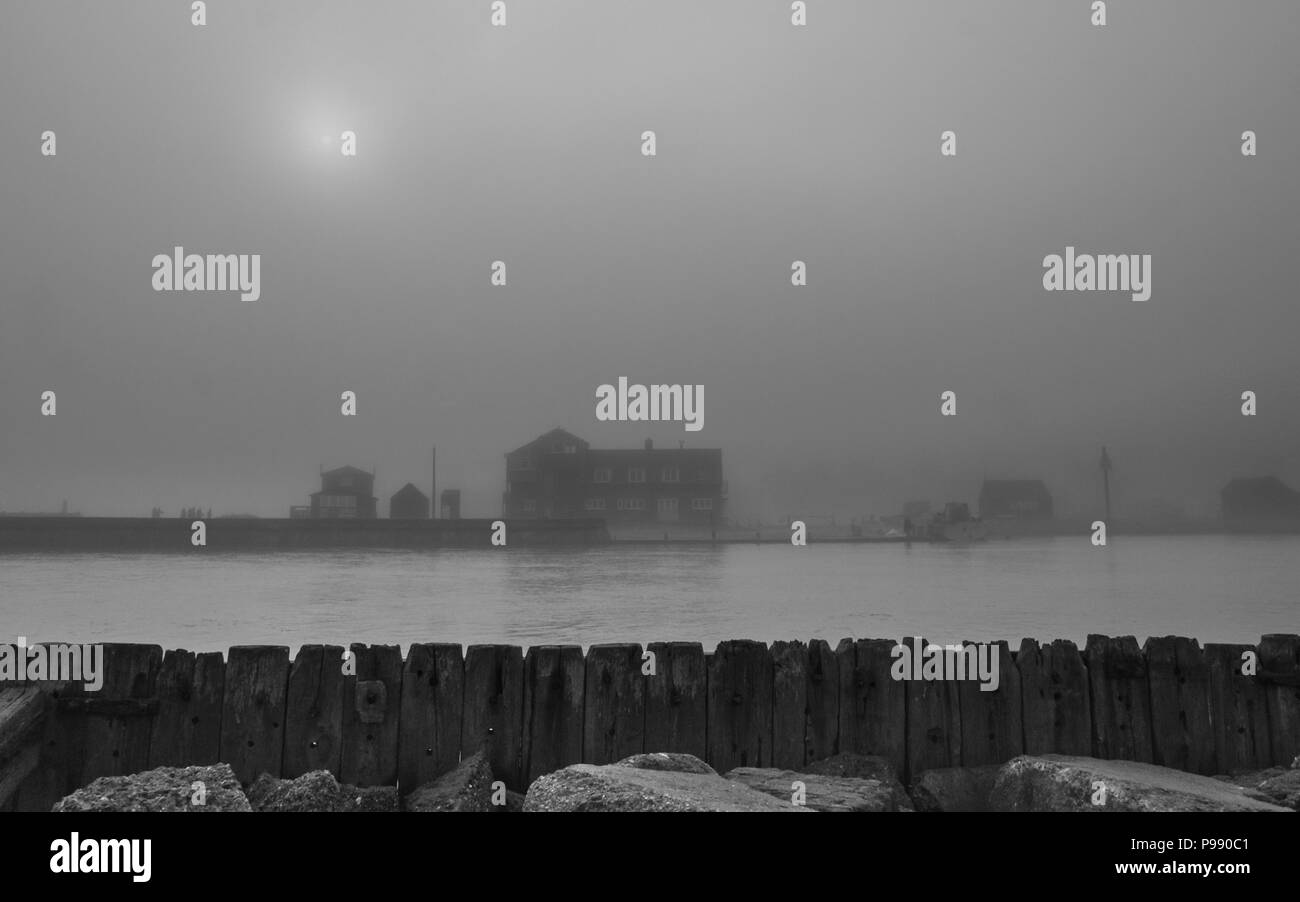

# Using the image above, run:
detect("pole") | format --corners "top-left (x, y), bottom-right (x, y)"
top-left (431, 446), bottom-right (436, 519)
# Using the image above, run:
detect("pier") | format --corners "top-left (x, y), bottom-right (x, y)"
top-left (2, 634), bottom-right (1296, 811)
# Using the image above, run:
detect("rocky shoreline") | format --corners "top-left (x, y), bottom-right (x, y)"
top-left (50, 751), bottom-right (1298, 813)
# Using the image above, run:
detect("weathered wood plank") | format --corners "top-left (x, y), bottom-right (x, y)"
top-left (903, 637), bottom-right (962, 779)
top-left (219, 645), bottom-right (289, 784)
top-left (771, 640), bottom-right (808, 769)
top-left (1144, 636), bottom-right (1214, 775)
top-left (148, 649), bottom-right (224, 768)
top-left (1085, 635), bottom-right (1154, 763)
top-left (397, 643), bottom-right (463, 794)
top-left (462, 645), bottom-right (524, 789)
top-left (1018, 639), bottom-right (1091, 756)
top-left (643, 641), bottom-right (706, 759)
top-left (1258, 634), bottom-right (1300, 766)
top-left (1204, 642), bottom-right (1270, 773)
top-left (957, 640), bottom-right (1022, 767)
top-left (836, 638), bottom-right (905, 775)
top-left (522, 645), bottom-right (584, 784)
top-left (283, 645), bottom-right (346, 779)
top-left (340, 644), bottom-right (402, 787)
top-left (0, 688), bottom-right (46, 807)
top-left (804, 638), bottom-right (839, 763)
top-left (583, 644), bottom-right (645, 765)
top-left (81, 644), bottom-right (162, 783)
top-left (706, 640), bottom-right (774, 772)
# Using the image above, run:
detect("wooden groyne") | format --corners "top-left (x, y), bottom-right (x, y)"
top-left (0, 516), bottom-right (610, 550)
top-left (2, 635), bottom-right (1296, 811)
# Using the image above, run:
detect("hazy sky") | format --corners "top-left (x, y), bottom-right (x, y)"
top-left (2, 0), bottom-right (1297, 521)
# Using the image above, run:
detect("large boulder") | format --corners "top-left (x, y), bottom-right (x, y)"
top-left (1216, 767), bottom-right (1300, 811)
top-left (615, 752), bottom-right (716, 775)
top-left (405, 751), bottom-right (497, 812)
top-left (53, 763), bottom-right (249, 812)
top-left (524, 763), bottom-right (808, 812)
top-left (726, 767), bottom-right (914, 812)
top-left (989, 755), bottom-right (1294, 812)
top-left (909, 766), bottom-right (1000, 812)
top-left (247, 770), bottom-right (399, 812)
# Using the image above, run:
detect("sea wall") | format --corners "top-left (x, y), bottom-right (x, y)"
top-left (0, 516), bottom-right (610, 550)
top-left (2, 634), bottom-right (1296, 811)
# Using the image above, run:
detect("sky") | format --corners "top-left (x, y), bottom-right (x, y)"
top-left (1, 0), bottom-right (1298, 522)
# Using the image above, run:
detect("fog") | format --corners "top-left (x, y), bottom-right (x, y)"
top-left (2, 0), bottom-right (1297, 522)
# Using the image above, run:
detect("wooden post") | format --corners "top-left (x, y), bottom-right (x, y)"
top-left (643, 641), bottom-right (706, 759)
top-left (771, 640), bottom-right (809, 769)
top-left (957, 640), bottom-right (1022, 767)
top-left (522, 645), bottom-right (585, 784)
top-left (1018, 638), bottom-right (1090, 756)
top-left (149, 649), bottom-right (224, 768)
top-left (219, 646), bottom-right (289, 784)
top-left (1144, 636), bottom-right (1213, 774)
top-left (341, 644), bottom-right (403, 787)
top-left (283, 645), bottom-right (347, 779)
top-left (1204, 642), bottom-right (1270, 773)
top-left (80, 644), bottom-right (163, 783)
top-left (462, 645), bottom-right (524, 789)
top-left (1258, 634), bottom-right (1300, 766)
top-left (804, 638), bottom-right (839, 765)
top-left (836, 638), bottom-right (905, 775)
top-left (583, 644), bottom-right (645, 765)
top-left (904, 637), bottom-right (962, 779)
top-left (706, 640), bottom-right (774, 772)
top-left (1085, 635), bottom-right (1153, 763)
top-left (398, 643), bottom-right (464, 794)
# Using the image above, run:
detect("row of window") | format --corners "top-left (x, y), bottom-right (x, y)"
top-left (512, 460), bottom-right (714, 484)
top-left (515, 498), bottom-right (715, 513)
top-left (317, 495), bottom-right (358, 508)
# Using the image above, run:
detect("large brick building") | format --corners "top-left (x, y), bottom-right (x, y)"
top-left (502, 428), bottom-right (725, 525)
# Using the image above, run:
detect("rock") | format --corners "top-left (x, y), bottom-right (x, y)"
top-left (803, 753), bottom-right (897, 782)
top-left (505, 789), bottom-right (526, 811)
top-left (53, 763), bottom-right (249, 812)
top-left (615, 752), bottom-right (716, 775)
top-left (1217, 768), bottom-right (1300, 811)
top-left (726, 767), bottom-right (914, 811)
top-left (909, 766), bottom-right (1000, 812)
top-left (248, 770), bottom-right (398, 812)
top-left (405, 751), bottom-right (497, 812)
top-left (989, 755), bottom-right (1294, 812)
top-left (524, 763), bottom-right (808, 812)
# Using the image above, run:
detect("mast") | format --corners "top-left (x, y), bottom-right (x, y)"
top-left (1100, 446), bottom-right (1112, 522)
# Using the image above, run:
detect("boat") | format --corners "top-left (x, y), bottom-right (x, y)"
top-left (925, 502), bottom-right (988, 543)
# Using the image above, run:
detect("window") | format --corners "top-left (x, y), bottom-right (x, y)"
top-left (661, 466), bottom-right (680, 483)
top-left (584, 498), bottom-right (607, 511)
top-left (521, 499), bottom-right (537, 513)
top-left (628, 467), bottom-right (646, 484)
top-left (658, 498), bottom-right (678, 513)
top-left (616, 498), bottom-right (646, 511)
top-left (691, 498), bottom-right (714, 511)
top-left (592, 467), bottom-right (612, 484)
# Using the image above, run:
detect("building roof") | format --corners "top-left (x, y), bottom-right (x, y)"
top-left (391, 482), bottom-right (428, 500)
top-left (507, 428), bottom-right (588, 457)
top-left (323, 465), bottom-right (373, 479)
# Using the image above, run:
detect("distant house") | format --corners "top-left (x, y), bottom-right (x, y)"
top-left (389, 483), bottom-right (430, 519)
top-left (502, 427), bottom-right (726, 525)
top-left (978, 480), bottom-right (1053, 519)
top-left (439, 489), bottom-right (461, 520)
top-left (1222, 476), bottom-right (1300, 530)
top-left (310, 466), bottom-right (377, 519)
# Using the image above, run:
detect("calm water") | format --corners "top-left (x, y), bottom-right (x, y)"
top-left (0, 536), bottom-right (1295, 654)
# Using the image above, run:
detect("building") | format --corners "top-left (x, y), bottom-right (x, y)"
top-left (502, 427), bottom-right (725, 525)
top-left (288, 505), bottom-right (311, 519)
top-left (309, 465), bottom-right (377, 519)
top-left (978, 479), bottom-right (1053, 520)
top-left (1222, 476), bottom-right (1300, 531)
top-left (389, 483), bottom-right (430, 519)
top-left (440, 489), bottom-right (461, 520)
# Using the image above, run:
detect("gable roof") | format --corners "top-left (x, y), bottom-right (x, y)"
top-left (507, 428), bottom-right (588, 456)
top-left (391, 482), bottom-right (428, 500)
top-left (323, 465), bottom-right (372, 479)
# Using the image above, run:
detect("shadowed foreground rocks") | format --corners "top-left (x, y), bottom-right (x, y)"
top-left (908, 765), bottom-right (1001, 812)
top-left (727, 766), bottom-right (914, 811)
top-left (988, 756), bottom-right (1293, 812)
top-left (53, 763), bottom-right (250, 812)
top-left (248, 771), bottom-right (399, 812)
top-left (404, 751), bottom-right (498, 812)
top-left (524, 762), bottom-right (806, 811)
top-left (1215, 766), bottom-right (1300, 811)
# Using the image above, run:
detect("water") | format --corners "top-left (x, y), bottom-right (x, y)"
top-left (0, 536), bottom-right (1295, 654)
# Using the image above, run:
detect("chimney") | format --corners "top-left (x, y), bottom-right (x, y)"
top-left (644, 438), bottom-right (653, 450)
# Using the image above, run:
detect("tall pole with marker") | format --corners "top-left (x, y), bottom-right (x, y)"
top-left (1100, 446), bottom-right (1112, 524)
top-left (431, 446), bottom-right (437, 519)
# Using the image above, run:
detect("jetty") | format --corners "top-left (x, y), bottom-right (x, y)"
top-left (2, 634), bottom-right (1296, 811)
